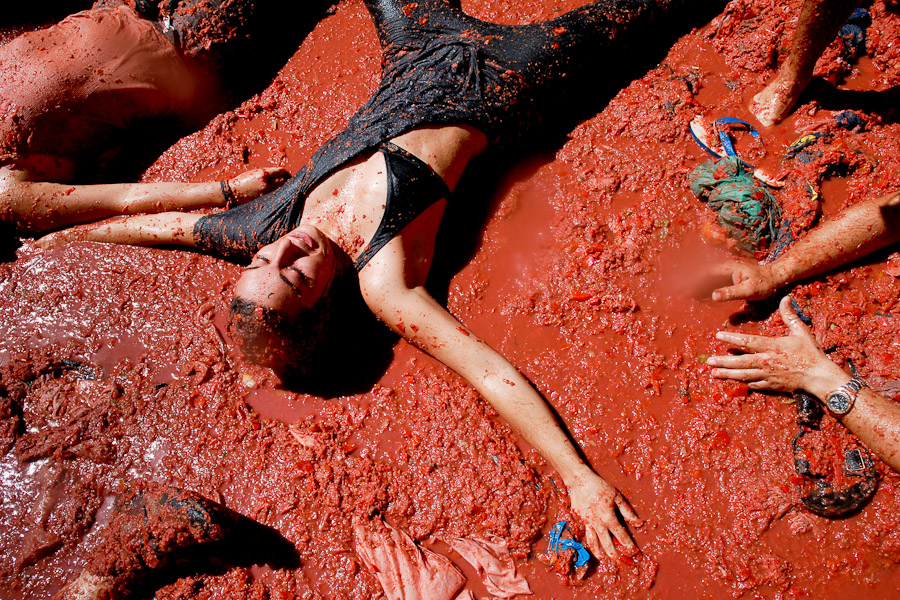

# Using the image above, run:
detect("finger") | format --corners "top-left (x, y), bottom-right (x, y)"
top-left (705, 261), bottom-right (740, 278)
top-left (711, 284), bottom-right (745, 302)
top-left (614, 494), bottom-right (640, 524)
top-left (609, 521), bottom-right (637, 555)
top-left (748, 380), bottom-right (776, 390)
top-left (710, 367), bottom-right (766, 381)
top-left (779, 296), bottom-right (811, 336)
top-left (715, 331), bottom-right (772, 351)
top-left (706, 353), bottom-right (764, 368)
top-left (582, 526), bottom-right (604, 560)
top-left (596, 527), bottom-right (618, 560)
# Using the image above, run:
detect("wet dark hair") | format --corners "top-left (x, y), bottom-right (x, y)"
top-left (96, 0), bottom-right (254, 60)
top-left (228, 294), bottom-right (333, 375)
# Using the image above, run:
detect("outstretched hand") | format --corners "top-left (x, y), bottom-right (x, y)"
top-left (707, 259), bottom-right (780, 302)
top-left (707, 296), bottom-right (845, 394)
top-left (32, 226), bottom-right (85, 251)
top-left (567, 472), bottom-right (639, 562)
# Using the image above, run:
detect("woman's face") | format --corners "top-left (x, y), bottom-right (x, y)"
top-left (233, 225), bottom-right (338, 318)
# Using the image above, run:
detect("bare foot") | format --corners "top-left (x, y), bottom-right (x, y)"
top-left (750, 74), bottom-right (808, 127)
top-left (227, 167), bottom-right (290, 204)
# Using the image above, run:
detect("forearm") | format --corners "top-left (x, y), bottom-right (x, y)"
top-left (473, 355), bottom-right (595, 486)
top-left (372, 286), bottom-right (595, 485)
top-left (767, 191), bottom-right (900, 288)
top-left (802, 365), bottom-right (900, 472)
top-left (38, 213), bottom-right (201, 249)
top-left (116, 182), bottom-right (228, 214)
top-left (844, 390), bottom-right (900, 472)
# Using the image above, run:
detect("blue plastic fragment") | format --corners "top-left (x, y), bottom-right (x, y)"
top-left (790, 297), bottom-right (813, 326)
top-left (689, 117), bottom-right (764, 170)
top-left (548, 521), bottom-right (591, 567)
top-left (714, 117), bottom-right (762, 161)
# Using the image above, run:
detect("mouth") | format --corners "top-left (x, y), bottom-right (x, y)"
top-left (287, 229), bottom-right (318, 250)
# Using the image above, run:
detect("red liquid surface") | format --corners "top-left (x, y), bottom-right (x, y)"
top-left (3, 0), bottom-right (900, 598)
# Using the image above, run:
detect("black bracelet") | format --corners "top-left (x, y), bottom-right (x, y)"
top-left (220, 180), bottom-right (237, 209)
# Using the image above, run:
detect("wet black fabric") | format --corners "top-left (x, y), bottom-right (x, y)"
top-left (354, 142), bottom-right (451, 272)
top-left (194, 0), bottom-right (680, 260)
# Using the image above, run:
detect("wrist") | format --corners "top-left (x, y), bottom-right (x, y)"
top-left (219, 179), bottom-right (237, 208)
top-left (766, 260), bottom-right (794, 289)
top-left (559, 463), bottom-right (597, 489)
top-left (802, 360), bottom-right (850, 401)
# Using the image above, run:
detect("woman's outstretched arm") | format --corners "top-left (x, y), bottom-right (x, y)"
top-left (1, 167), bottom-right (288, 232)
top-left (361, 268), bottom-right (639, 562)
top-left (710, 189), bottom-right (900, 302)
top-left (708, 296), bottom-right (900, 471)
top-left (34, 212), bottom-right (202, 249)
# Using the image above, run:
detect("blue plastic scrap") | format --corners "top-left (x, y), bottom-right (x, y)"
top-left (689, 117), bottom-right (764, 169)
top-left (548, 521), bottom-right (591, 567)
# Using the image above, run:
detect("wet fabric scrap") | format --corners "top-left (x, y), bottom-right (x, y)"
top-left (448, 537), bottom-right (532, 598)
top-left (354, 519), bottom-right (468, 600)
top-left (838, 8), bottom-right (871, 64)
top-left (689, 155), bottom-right (781, 253)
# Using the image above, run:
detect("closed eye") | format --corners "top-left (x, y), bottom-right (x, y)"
top-left (278, 273), bottom-right (304, 294)
top-left (243, 255), bottom-right (271, 271)
top-left (286, 266), bottom-right (312, 285)
top-left (244, 254), bottom-right (309, 294)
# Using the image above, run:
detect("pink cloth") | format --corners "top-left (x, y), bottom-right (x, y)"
top-left (354, 520), bottom-right (467, 600)
top-left (448, 538), bottom-right (532, 598)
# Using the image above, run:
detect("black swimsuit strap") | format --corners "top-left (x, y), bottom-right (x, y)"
top-left (353, 142), bottom-right (451, 271)
top-left (380, 141), bottom-right (452, 197)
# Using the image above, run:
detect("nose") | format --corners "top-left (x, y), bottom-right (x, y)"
top-left (270, 236), bottom-right (309, 268)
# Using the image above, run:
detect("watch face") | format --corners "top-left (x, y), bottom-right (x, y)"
top-left (828, 392), bottom-right (851, 414)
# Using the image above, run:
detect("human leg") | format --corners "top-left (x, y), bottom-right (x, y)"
top-left (0, 167), bottom-right (288, 233)
top-left (750, 0), bottom-right (863, 127)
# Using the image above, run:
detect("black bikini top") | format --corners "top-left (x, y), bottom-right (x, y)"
top-left (353, 141), bottom-right (451, 271)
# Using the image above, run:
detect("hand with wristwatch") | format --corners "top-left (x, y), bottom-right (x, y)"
top-left (705, 296), bottom-right (900, 473)
top-left (706, 296), bottom-right (866, 414)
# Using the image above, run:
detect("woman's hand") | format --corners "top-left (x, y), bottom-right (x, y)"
top-left (32, 226), bottom-right (86, 250)
top-left (708, 259), bottom-right (780, 302)
top-left (707, 296), bottom-right (846, 396)
top-left (227, 167), bottom-right (290, 204)
top-left (566, 472), bottom-right (639, 561)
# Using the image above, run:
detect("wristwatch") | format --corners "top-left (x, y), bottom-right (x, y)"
top-left (825, 377), bottom-right (867, 417)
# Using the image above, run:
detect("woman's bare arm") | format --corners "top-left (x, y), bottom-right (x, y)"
top-left (34, 212), bottom-right (202, 249)
top-left (708, 296), bottom-right (900, 471)
top-left (1, 167), bottom-right (288, 232)
top-left (361, 271), bottom-right (639, 561)
top-left (711, 190), bottom-right (900, 302)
